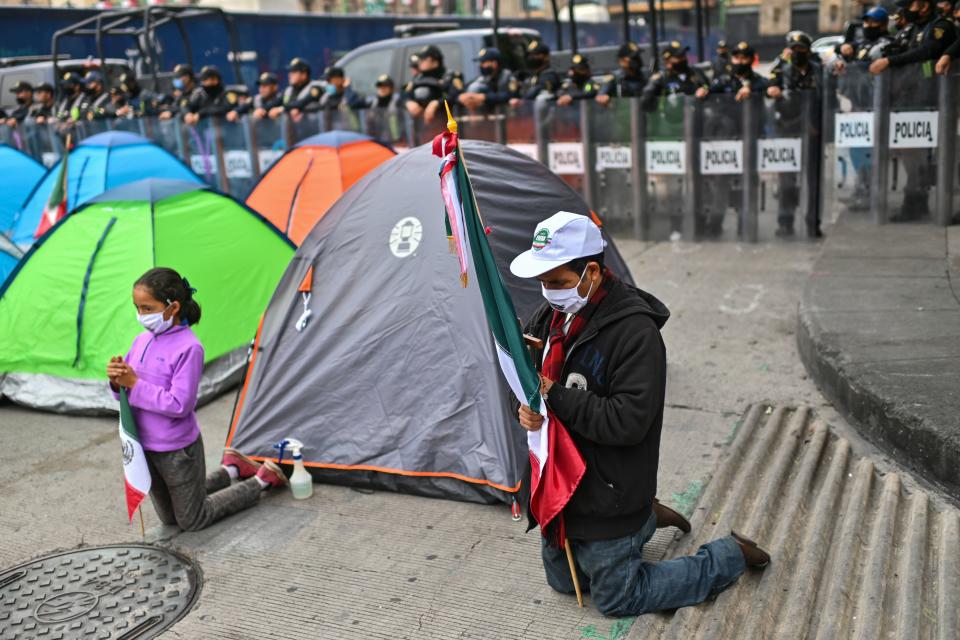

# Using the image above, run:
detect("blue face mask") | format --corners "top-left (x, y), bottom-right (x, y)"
top-left (325, 83), bottom-right (337, 95)
top-left (173, 78), bottom-right (185, 90)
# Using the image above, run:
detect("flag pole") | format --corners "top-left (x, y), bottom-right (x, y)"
top-left (444, 99), bottom-right (585, 609)
top-left (564, 539), bottom-right (585, 608)
top-left (137, 506), bottom-right (145, 539)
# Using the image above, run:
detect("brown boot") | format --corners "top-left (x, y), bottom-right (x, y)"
top-left (731, 530), bottom-right (771, 569)
top-left (653, 498), bottom-right (691, 534)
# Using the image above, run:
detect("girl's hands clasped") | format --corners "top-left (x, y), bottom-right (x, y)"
top-left (106, 356), bottom-right (138, 389)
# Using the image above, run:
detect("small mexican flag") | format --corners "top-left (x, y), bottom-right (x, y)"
top-left (34, 135), bottom-right (71, 238)
top-left (118, 388), bottom-right (151, 522)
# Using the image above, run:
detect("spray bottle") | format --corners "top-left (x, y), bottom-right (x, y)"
top-left (284, 438), bottom-right (313, 500)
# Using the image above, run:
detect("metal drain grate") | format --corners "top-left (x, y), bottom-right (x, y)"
top-left (0, 544), bottom-right (201, 640)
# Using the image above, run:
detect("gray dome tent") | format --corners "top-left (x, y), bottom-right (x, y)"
top-left (225, 140), bottom-right (635, 505)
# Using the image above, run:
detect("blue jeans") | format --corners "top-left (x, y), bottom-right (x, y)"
top-left (541, 513), bottom-right (745, 616)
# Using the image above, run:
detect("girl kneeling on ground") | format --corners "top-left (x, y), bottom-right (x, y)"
top-left (107, 267), bottom-right (286, 531)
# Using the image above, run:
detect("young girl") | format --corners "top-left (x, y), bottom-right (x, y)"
top-left (107, 267), bottom-right (286, 531)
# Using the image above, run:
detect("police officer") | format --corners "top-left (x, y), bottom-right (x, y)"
top-left (271, 57), bottom-right (323, 122)
top-left (870, 0), bottom-right (956, 74)
top-left (403, 45), bottom-right (464, 123)
top-left (78, 71), bottom-right (111, 121)
top-left (458, 48), bottom-right (518, 112)
top-left (55, 72), bottom-right (84, 122)
top-left (318, 66), bottom-right (365, 110)
top-left (30, 83), bottom-right (56, 124)
top-left (706, 41), bottom-right (768, 100)
top-left (228, 71), bottom-right (281, 121)
top-left (890, 7), bottom-right (917, 55)
top-left (365, 74), bottom-right (403, 144)
top-left (710, 40), bottom-right (733, 81)
top-left (183, 66), bottom-right (236, 124)
top-left (113, 72), bottom-right (157, 118)
top-left (767, 31), bottom-right (823, 237)
top-left (160, 63), bottom-right (197, 120)
top-left (511, 40), bottom-right (562, 105)
top-left (640, 42), bottom-right (709, 112)
top-left (596, 42), bottom-right (645, 106)
top-left (935, 0), bottom-right (960, 70)
top-left (937, 0), bottom-right (955, 18)
top-left (5, 81), bottom-right (33, 126)
top-left (556, 54), bottom-right (599, 105)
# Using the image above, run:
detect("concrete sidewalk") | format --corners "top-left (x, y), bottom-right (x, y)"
top-left (2, 238), bottom-right (840, 639)
top-left (798, 219), bottom-right (960, 498)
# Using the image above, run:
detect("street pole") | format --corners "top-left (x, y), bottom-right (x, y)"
top-left (647, 0), bottom-right (659, 71)
top-left (568, 0), bottom-right (578, 53)
top-left (551, 0), bottom-right (563, 50)
top-left (492, 0), bottom-right (500, 47)
top-left (694, 0), bottom-right (705, 62)
top-left (621, 0), bottom-right (630, 43)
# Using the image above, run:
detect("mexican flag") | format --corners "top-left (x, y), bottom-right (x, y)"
top-left (34, 136), bottom-right (70, 238)
top-left (433, 117), bottom-right (585, 545)
top-left (118, 388), bottom-right (151, 522)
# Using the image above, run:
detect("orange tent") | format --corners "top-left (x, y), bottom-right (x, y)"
top-left (246, 131), bottom-right (396, 245)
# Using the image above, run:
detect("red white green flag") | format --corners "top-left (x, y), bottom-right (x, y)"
top-left (34, 135), bottom-right (71, 238)
top-left (432, 109), bottom-right (585, 545)
top-left (118, 388), bottom-right (151, 522)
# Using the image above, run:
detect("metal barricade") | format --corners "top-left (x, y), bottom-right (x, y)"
top-left (873, 65), bottom-right (939, 223)
top-left (582, 100), bottom-right (634, 234)
top-left (821, 64), bottom-right (876, 224)
top-left (535, 100), bottom-right (585, 198)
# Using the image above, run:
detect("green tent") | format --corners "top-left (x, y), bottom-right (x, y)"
top-left (0, 179), bottom-right (294, 414)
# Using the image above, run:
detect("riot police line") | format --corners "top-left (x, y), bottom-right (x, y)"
top-left (1, 65), bottom-right (958, 243)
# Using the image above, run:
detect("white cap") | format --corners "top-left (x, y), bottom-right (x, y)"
top-left (509, 211), bottom-right (606, 278)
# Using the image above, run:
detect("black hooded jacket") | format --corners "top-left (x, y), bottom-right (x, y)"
top-left (524, 276), bottom-right (670, 541)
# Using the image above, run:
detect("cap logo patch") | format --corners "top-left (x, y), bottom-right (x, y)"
top-left (532, 228), bottom-right (551, 251)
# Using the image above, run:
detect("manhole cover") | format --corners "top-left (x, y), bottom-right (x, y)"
top-left (0, 544), bottom-right (201, 640)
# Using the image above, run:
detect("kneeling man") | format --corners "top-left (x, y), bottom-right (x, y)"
top-left (511, 211), bottom-right (770, 616)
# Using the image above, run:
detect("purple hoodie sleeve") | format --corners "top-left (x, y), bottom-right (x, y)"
top-left (127, 343), bottom-right (204, 418)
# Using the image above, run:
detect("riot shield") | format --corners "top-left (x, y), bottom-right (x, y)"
top-left (362, 106), bottom-right (407, 148)
top-left (582, 100), bottom-right (634, 234)
top-left (249, 115), bottom-right (287, 178)
top-left (697, 92), bottom-right (745, 239)
top-left (535, 100), bottom-right (585, 198)
top-left (217, 117), bottom-right (258, 198)
top-left (642, 94), bottom-right (689, 241)
top-left (456, 104), bottom-right (505, 143)
top-left (182, 117), bottom-right (223, 190)
top-left (820, 63), bottom-right (876, 223)
top-left (503, 101), bottom-right (539, 163)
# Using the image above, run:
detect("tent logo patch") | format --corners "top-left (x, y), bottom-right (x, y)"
top-left (532, 228), bottom-right (551, 252)
top-left (389, 216), bottom-right (423, 258)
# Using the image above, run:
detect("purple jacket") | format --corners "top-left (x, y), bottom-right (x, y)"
top-left (113, 325), bottom-right (204, 452)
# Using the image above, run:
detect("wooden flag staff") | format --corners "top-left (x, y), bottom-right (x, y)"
top-left (565, 539), bottom-right (585, 607)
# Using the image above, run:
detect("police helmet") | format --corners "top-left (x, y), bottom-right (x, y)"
top-left (173, 63), bottom-right (194, 78)
top-left (478, 48), bottom-right (502, 63)
top-left (662, 41), bottom-right (690, 59)
top-left (733, 41), bottom-right (755, 58)
top-left (83, 71), bottom-right (104, 86)
top-left (528, 40), bottom-right (550, 56)
top-left (35, 82), bottom-right (54, 93)
top-left (570, 53), bottom-right (591, 69)
top-left (287, 57), bottom-right (311, 74)
top-left (9, 80), bottom-right (32, 93)
top-left (199, 65), bottom-right (221, 80)
top-left (617, 42), bottom-right (641, 59)
top-left (257, 71), bottom-right (278, 85)
top-left (324, 66), bottom-right (345, 80)
top-left (418, 45), bottom-right (444, 62)
top-left (786, 31), bottom-right (813, 49)
top-left (375, 74), bottom-right (394, 87)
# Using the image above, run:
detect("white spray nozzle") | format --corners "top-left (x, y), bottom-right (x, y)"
top-left (284, 438), bottom-right (305, 457)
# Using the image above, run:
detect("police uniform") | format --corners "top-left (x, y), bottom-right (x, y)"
top-left (557, 54), bottom-right (600, 101)
top-left (769, 32), bottom-right (823, 236)
top-left (234, 72), bottom-right (283, 116)
top-left (598, 43), bottom-right (646, 98)
top-left (889, 10), bottom-right (957, 66)
top-left (6, 81), bottom-right (33, 122)
top-left (640, 43), bottom-right (709, 112)
top-left (162, 64), bottom-right (197, 118)
top-left (710, 40), bottom-right (733, 82)
top-left (76, 72), bottom-right (111, 121)
top-left (29, 83), bottom-right (55, 121)
top-left (402, 46), bottom-right (464, 107)
top-left (518, 40), bottom-right (562, 101)
top-left (185, 67), bottom-right (237, 119)
top-left (117, 73), bottom-right (158, 118)
top-left (365, 74), bottom-right (403, 144)
top-left (318, 67), bottom-right (366, 111)
top-left (463, 48), bottom-right (519, 108)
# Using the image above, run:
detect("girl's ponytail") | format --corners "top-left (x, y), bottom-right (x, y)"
top-left (135, 268), bottom-right (203, 326)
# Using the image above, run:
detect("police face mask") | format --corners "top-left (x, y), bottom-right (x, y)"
top-left (791, 50), bottom-right (810, 65)
top-left (733, 62), bottom-right (752, 76)
top-left (480, 65), bottom-right (496, 77)
top-left (541, 267), bottom-right (595, 314)
top-left (862, 26), bottom-right (885, 40)
top-left (138, 303), bottom-right (174, 334)
top-left (203, 83), bottom-right (222, 97)
top-left (527, 54), bottom-right (547, 69)
top-left (173, 78), bottom-right (185, 90)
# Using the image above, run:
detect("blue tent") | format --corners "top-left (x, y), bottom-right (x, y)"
top-left (10, 131), bottom-right (201, 247)
top-left (0, 144), bottom-right (45, 235)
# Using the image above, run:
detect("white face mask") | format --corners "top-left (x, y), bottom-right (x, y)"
top-left (138, 303), bottom-right (174, 335)
top-left (541, 266), bottom-right (595, 314)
